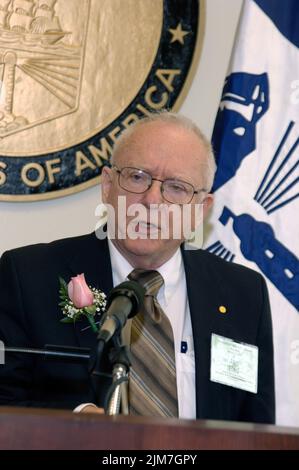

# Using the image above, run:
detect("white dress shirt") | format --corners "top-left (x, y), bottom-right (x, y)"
top-left (108, 239), bottom-right (196, 419)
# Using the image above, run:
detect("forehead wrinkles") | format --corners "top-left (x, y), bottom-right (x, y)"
top-left (113, 123), bottom-right (208, 183)
top-left (114, 131), bottom-right (201, 162)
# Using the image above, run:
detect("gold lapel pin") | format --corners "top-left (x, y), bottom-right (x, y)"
top-left (219, 305), bottom-right (227, 314)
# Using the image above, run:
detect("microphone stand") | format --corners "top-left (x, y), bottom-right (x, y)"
top-left (105, 334), bottom-right (131, 416)
top-left (88, 279), bottom-right (145, 415)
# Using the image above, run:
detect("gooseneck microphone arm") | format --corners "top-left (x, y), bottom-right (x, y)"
top-left (90, 280), bottom-right (145, 377)
top-left (96, 280), bottom-right (146, 343)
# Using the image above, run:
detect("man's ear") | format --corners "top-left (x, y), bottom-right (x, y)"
top-left (202, 193), bottom-right (214, 220)
top-left (101, 166), bottom-right (113, 203)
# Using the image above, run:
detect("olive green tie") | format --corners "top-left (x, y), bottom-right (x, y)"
top-left (128, 269), bottom-right (178, 417)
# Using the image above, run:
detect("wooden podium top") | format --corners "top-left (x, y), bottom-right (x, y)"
top-left (0, 407), bottom-right (299, 450)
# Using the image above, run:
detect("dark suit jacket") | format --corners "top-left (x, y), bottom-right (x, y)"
top-left (0, 232), bottom-right (275, 423)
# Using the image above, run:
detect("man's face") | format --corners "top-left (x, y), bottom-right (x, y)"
top-left (102, 121), bottom-right (213, 269)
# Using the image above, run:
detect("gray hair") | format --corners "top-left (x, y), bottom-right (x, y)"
top-left (111, 111), bottom-right (217, 191)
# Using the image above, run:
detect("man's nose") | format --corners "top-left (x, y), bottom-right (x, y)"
top-left (141, 180), bottom-right (164, 206)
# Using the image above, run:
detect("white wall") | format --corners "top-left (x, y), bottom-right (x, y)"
top-left (0, 0), bottom-right (243, 255)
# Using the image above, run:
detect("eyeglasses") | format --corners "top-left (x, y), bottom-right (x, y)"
top-left (113, 166), bottom-right (207, 204)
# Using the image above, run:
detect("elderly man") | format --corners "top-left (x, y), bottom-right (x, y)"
top-left (0, 112), bottom-right (275, 423)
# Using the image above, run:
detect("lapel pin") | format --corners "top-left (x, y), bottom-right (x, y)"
top-left (218, 305), bottom-right (227, 314)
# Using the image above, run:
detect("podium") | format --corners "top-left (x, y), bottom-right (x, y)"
top-left (0, 407), bottom-right (299, 449)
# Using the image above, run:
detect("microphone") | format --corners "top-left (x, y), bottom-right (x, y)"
top-left (97, 280), bottom-right (145, 343)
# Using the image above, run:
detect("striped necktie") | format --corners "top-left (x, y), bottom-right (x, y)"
top-left (128, 269), bottom-right (178, 417)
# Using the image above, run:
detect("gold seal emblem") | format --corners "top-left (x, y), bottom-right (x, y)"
top-left (0, 0), bottom-right (203, 201)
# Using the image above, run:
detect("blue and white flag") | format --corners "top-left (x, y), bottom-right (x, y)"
top-left (205, 0), bottom-right (299, 426)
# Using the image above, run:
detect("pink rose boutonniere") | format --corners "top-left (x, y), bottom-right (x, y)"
top-left (59, 274), bottom-right (106, 333)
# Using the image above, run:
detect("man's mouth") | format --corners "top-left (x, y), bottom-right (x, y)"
top-left (135, 221), bottom-right (160, 232)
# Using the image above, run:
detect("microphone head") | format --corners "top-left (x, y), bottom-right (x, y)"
top-left (106, 280), bottom-right (145, 318)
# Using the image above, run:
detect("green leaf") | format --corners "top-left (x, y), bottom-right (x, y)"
top-left (59, 276), bottom-right (68, 289)
top-left (60, 317), bottom-right (75, 324)
top-left (59, 276), bottom-right (68, 298)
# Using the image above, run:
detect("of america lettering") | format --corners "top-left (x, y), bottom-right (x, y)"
top-left (0, 1), bottom-right (201, 201)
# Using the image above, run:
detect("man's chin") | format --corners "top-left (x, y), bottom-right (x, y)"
top-left (112, 236), bottom-right (183, 268)
top-left (123, 237), bottom-right (166, 256)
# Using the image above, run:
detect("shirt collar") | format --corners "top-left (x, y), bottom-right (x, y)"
top-left (108, 238), bottom-right (134, 286)
top-left (107, 239), bottom-right (183, 306)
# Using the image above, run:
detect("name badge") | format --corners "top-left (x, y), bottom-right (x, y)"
top-left (210, 333), bottom-right (258, 394)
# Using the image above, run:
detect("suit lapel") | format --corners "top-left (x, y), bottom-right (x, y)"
top-left (66, 233), bottom-right (113, 349)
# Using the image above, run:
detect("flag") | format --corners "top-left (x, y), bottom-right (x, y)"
top-left (205, 0), bottom-right (299, 426)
